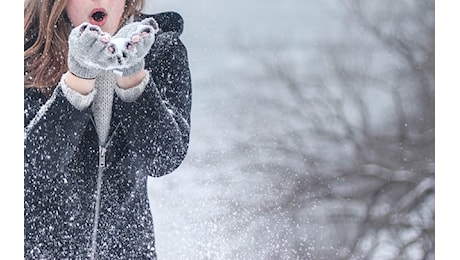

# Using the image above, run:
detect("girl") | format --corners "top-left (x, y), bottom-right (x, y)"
top-left (24, 0), bottom-right (192, 258)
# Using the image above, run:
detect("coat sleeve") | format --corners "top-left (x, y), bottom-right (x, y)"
top-left (113, 31), bottom-right (192, 177)
top-left (24, 86), bottom-right (92, 175)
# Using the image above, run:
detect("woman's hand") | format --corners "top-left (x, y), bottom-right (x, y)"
top-left (67, 23), bottom-right (118, 79)
top-left (110, 17), bottom-right (159, 78)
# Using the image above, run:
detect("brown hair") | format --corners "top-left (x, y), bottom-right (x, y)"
top-left (24, 0), bottom-right (145, 93)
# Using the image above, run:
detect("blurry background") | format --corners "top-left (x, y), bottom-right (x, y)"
top-left (144, 0), bottom-right (435, 259)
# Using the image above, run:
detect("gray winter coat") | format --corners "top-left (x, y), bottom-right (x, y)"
top-left (24, 12), bottom-right (192, 259)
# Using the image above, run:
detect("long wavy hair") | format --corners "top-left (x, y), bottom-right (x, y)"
top-left (24, 0), bottom-right (145, 94)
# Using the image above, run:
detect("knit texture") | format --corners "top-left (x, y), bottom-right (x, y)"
top-left (91, 71), bottom-right (115, 146)
top-left (115, 71), bottom-right (150, 102)
top-left (68, 23), bottom-right (116, 79)
top-left (60, 72), bottom-right (96, 111)
top-left (62, 71), bottom-right (149, 145)
top-left (111, 17), bottom-right (159, 77)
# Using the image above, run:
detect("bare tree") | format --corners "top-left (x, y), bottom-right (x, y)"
top-left (228, 0), bottom-right (435, 259)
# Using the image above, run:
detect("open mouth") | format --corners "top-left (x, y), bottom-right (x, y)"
top-left (89, 8), bottom-right (107, 26)
top-left (92, 11), bottom-right (105, 22)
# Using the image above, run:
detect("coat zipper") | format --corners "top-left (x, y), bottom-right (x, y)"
top-left (89, 117), bottom-right (122, 259)
top-left (90, 146), bottom-right (106, 260)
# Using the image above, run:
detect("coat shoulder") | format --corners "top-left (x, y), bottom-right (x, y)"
top-left (137, 11), bottom-right (184, 35)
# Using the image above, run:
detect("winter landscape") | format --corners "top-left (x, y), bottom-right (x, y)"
top-left (144, 0), bottom-right (434, 259)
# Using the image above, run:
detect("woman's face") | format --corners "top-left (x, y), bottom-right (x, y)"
top-left (65, 0), bottom-right (127, 35)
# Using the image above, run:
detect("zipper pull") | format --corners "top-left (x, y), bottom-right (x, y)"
top-left (99, 146), bottom-right (106, 168)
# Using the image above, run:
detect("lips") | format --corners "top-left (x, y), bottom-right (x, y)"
top-left (89, 8), bottom-right (107, 27)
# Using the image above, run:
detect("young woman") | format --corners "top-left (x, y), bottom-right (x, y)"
top-left (24, 0), bottom-right (192, 258)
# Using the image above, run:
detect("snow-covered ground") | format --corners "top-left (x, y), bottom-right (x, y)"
top-left (143, 1), bottom-right (345, 259)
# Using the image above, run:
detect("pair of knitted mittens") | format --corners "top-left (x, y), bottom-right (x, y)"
top-left (68, 17), bottom-right (159, 79)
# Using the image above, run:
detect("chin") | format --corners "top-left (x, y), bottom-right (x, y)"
top-left (104, 25), bottom-right (118, 35)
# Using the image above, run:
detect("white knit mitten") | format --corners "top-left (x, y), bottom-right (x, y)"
top-left (68, 23), bottom-right (118, 79)
top-left (110, 17), bottom-right (159, 77)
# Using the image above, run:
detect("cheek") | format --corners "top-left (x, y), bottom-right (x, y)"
top-left (107, 1), bottom-right (127, 33)
top-left (113, 1), bottom-right (126, 22)
top-left (66, 5), bottom-right (86, 27)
